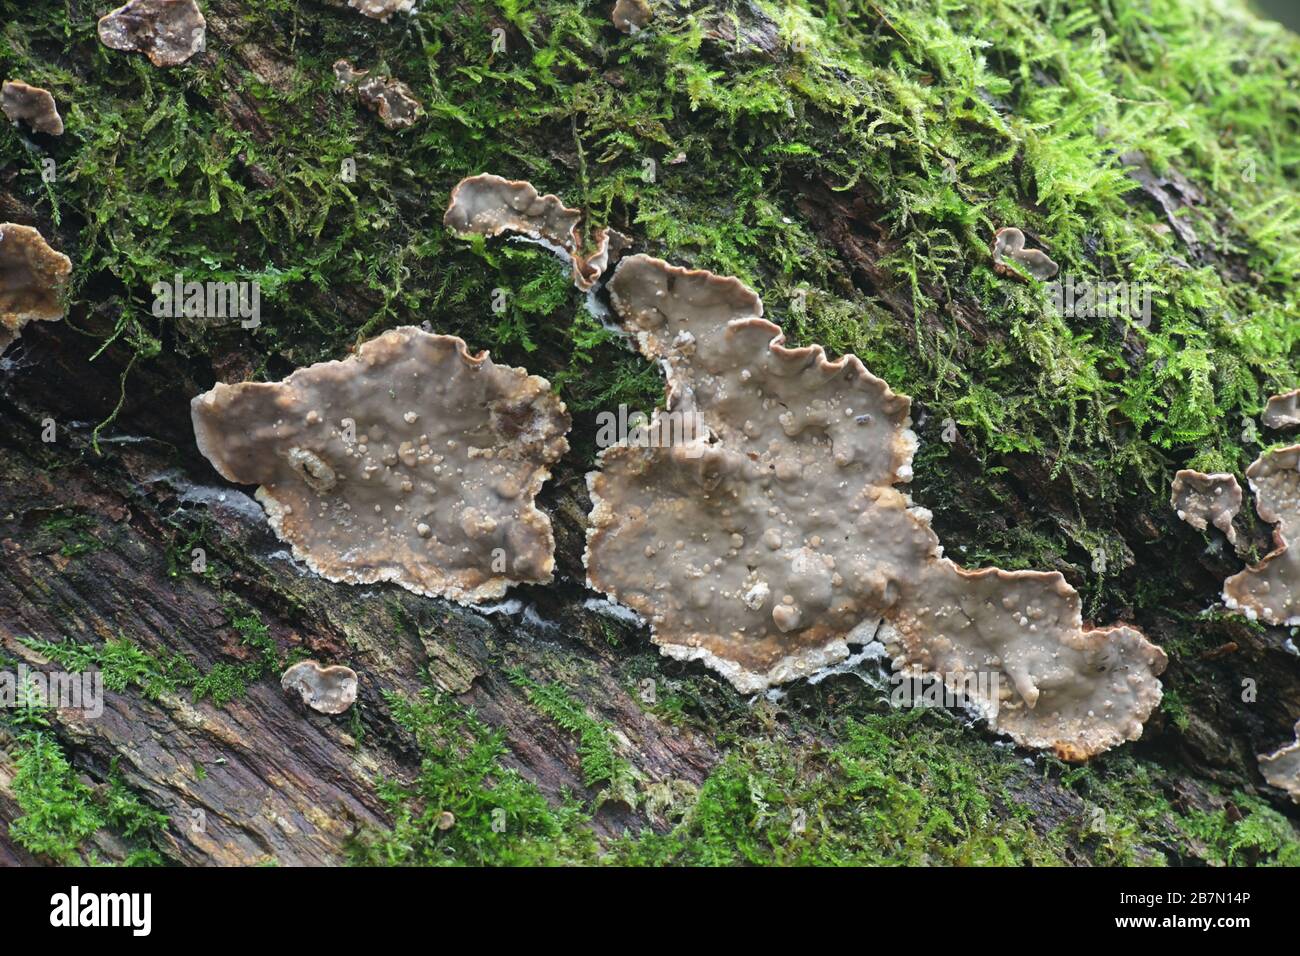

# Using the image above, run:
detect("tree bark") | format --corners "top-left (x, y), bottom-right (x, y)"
top-left (1, 0), bottom-right (1297, 866)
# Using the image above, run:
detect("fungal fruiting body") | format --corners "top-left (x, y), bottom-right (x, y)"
top-left (348, 0), bottom-right (416, 21)
top-left (1259, 720), bottom-right (1300, 803)
top-left (612, 0), bottom-right (653, 34)
top-left (191, 327), bottom-right (570, 604)
top-left (1263, 389), bottom-right (1300, 431)
top-left (444, 174), bottom-right (627, 292)
top-left (0, 223), bottom-right (72, 353)
top-left (281, 661), bottom-right (359, 715)
top-left (585, 254), bottom-right (1166, 760)
top-left (97, 0), bottom-right (207, 68)
top-left (1170, 469), bottom-right (1242, 546)
top-left (1222, 445), bottom-right (1300, 625)
top-left (991, 227), bottom-right (1059, 281)
top-left (333, 60), bottom-right (422, 130)
top-left (1, 80), bottom-right (63, 135)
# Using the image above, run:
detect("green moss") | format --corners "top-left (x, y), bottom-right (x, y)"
top-left (5, 730), bottom-right (167, 865)
top-left (18, 603), bottom-right (281, 708)
top-left (37, 513), bottom-right (104, 559)
top-left (1180, 797), bottom-right (1300, 866)
top-left (346, 687), bottom-right (600, 866)
top-left (506, 668), bottom-right (640, 806)
top-left (19, 634), bottom-right (182, 700)
top-left (1049, 753), bottom-right (1300, 866)
top-left (612, 709), bottom-right (1066, 866)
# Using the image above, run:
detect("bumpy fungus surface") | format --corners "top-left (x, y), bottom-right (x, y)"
top-left (191, 327), bottom-right (570, 604)
top-left (1263, 389), bottom-right (1300, 431)
top-left (991, 227), bottom-right (1059, 281)
top-left (333, 60), bottom-right (421, 130)
top-left (586, 254), bottom-right (1166, 759)
top-left (281, 661), bottom-right (358, 715)
top-left (1223, 445), bottom-right (1300, 625)
top-left (612, 0), bottom-right (653, 33)
top-left (444, 174), bottom-right (626, 292)
top-left (1, 80), bottom-right (63, 136)
top-left (348, 0), bottom-right (415, 21)
top-left (1171, 469), bottom-right (1242, 545)
top-left (1259, 720), bottom-right (1300, 803)
top-left (0, 223), bottom-right (72, 353)
top-left (98, 0), bottom-right (206, 68)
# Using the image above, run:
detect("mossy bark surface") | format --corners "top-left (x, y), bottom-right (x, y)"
top-left (1, 0), bottom-right (1298, 865)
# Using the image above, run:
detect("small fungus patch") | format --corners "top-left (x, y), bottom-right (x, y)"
top-left (348, 0), bottom-right (416, 22)
top-left (991, 227), bottom-right (1059, 281)
top-left (0, 223), bottom-right (72, 353)
top-left (444, 174), bottom-right (627, 292)
top-left (1170, 469), bottom-right (1242, 545)
top-left (586, 254), bottom-right (1165, 760)
top-left (1259, 720), bottom-right (1300, 803)
top-left (1222, 445), bottom-right (1300, 626)
top-left (191, 327), bottom-right (571, 604)
top-left (97, 0), bottom-right (207, 68)
top-left (1, 80), bottom-right (63, 136)
top-left (281, 661), bottom-right (358, 715)
top-left (612, 0), bottom-right (653, 34)
top-left (333, 60), bottom-right (422, 130)
top-left (1263, 389), bottom-right (1300, 431)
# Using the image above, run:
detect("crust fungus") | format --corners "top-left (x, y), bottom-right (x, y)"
top-left (1170, 470), bottom-right (1242, 545)
top-left (281, 661), bottom-right (358, 715)
top-left (1, 81), bottom-right (64, 136)
top-left (585, 253), bottom-right (1166, 759)
top-left (333, 60), bottom-right (422, 130)
top-left (98, 0), bottom-right (207, 68)
top-left (1222, 445), bottom-right (1300, 625)
top-left (1263, 389), bottom-right (1300, 431)
top-left (1259, 720), bottom-right (1300, 803)
top-left (991, 227), bottom-right (1059, 281)
top-left (444, 174), bottom-right (627, 292)
top-left (0, 223), bottom-right (72, 353)
top-left (191, 326), bottom-right (570, 604)
top-left (612, 0), bottom-right (653, 34)
top-left (348, 0), bottom-right (416, 22)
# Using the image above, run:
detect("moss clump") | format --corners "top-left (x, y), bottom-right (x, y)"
top-left (507, 668), bottom-right (640, 807)
top-left (4, 727), bottom-right (168, 865)
top-left (36, 513), bottom-right (104, 559)
top-left (346, 687), bottom-right (600, 866)
top-left (19, 603), bottom-right (282, 708)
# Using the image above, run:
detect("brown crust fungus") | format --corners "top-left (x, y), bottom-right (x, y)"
top-left (347, 0), bottom-right (416, 22)
top-left (191, 327), bottom-right (571, 604)
top-left (333, 60), bottom-right (422, 130)
top-left (991, 226), bottom-right (1059, 281)
top-left (98, 0), bottom-right (207, 68)
top-left (1222, 445), bottom-right (1300, 625)
top-left (0, 223), bottom-right (72, 353)
top-left (444, 174), bottom-right (626, 292)
top-left (1, 81), bottom-right (64, 136)
top-left (1170, 469), bottom-right (1242, 545)
top-left (612, 0), bottom-right (653, 34)
top-left (281, 661), bottom-right (359, 715)
top-left (585, 254), bottom-right (1166, 759)
top-left (1258, 720), bottom-right (1300, 803)
top-left (1263, 389), bottom-right (1300, 431)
